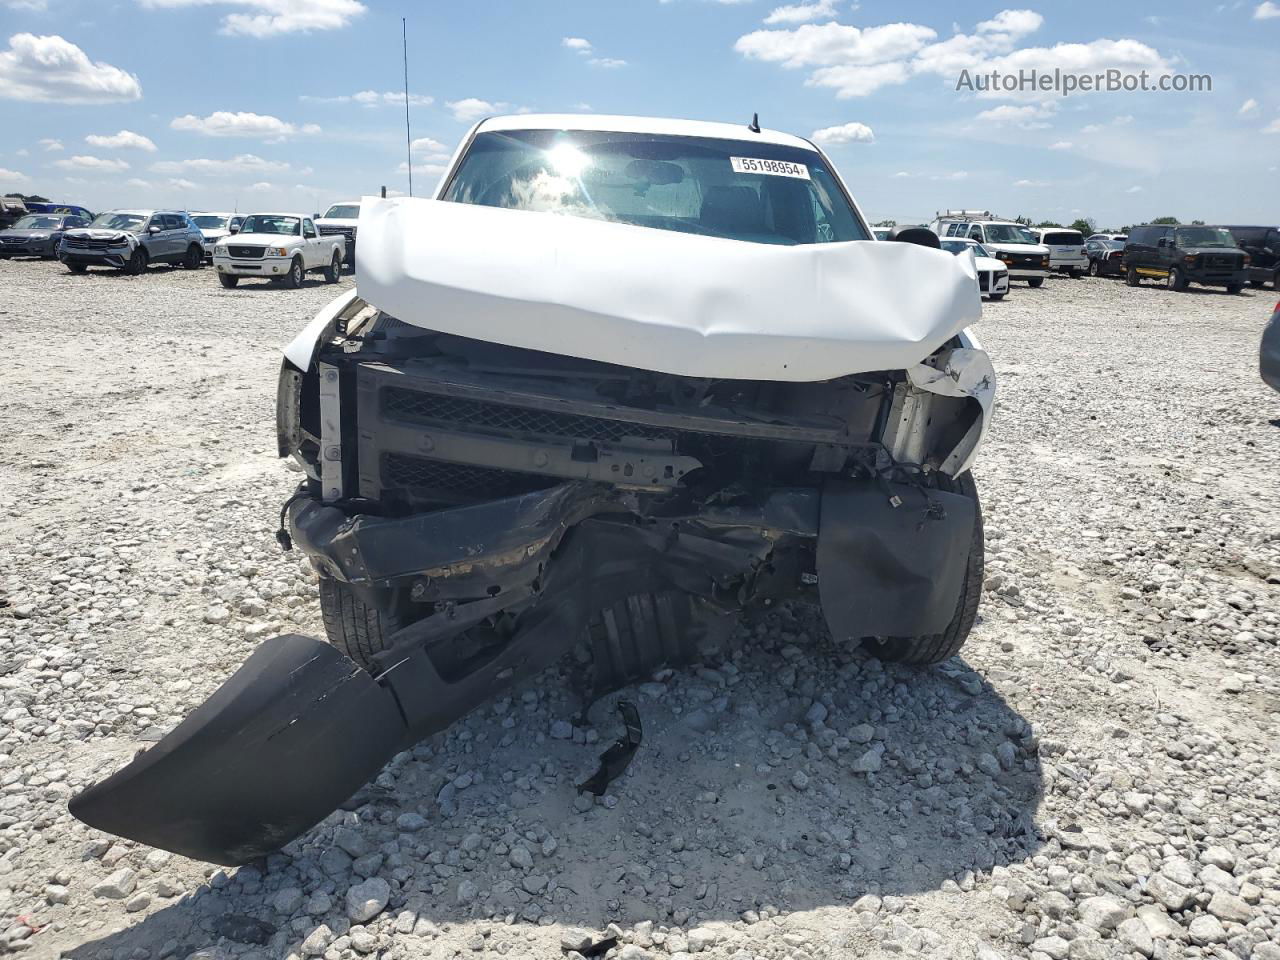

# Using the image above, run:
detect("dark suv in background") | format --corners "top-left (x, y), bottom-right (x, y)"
top-left (1124, 224), bottom-right (1249, 293)
top-left (1223, 225), bottom-right (1280, 289)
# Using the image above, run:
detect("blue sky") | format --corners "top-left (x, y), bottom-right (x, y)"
top-left (1, 0), bottom-right (1277, 227)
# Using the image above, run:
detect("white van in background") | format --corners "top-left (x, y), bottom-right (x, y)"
top-left (930, 211), bottom-right (1050, 287)
top-left (1035, 228), bottom-right (1088, 278)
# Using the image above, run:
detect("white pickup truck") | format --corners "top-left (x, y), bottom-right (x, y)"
top-left (316, 201), bottom-right (360, 268)
top-left (212, 212), bottom-right (345, 289)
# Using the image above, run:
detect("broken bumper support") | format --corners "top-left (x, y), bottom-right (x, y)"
top-left (70, 477), bottom-right (975, 864)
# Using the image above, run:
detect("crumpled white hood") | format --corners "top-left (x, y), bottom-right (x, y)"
top-left (353, 196), bottom-right (982, 382)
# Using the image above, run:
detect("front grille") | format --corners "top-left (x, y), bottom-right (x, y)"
top-left (1205, 254), bottom-right (1239, 268)
top-left (228, 245), bottom-right (264, 259)
top-left (978, 271), bottom-right (990, 292)
top-left (383, 388), bottom-right (677, 444)
top-left (0, 237), bottom-right (26, 244)
top-left (1013, 254), bottom-right (1043, 268)
top-left (319, 226), bottom-right (355, 239)
top-left (381, 454), bottom-right (554, 501)
top-left (63, 236), bottom-right (115, 250)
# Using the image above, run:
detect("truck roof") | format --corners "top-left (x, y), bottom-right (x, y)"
top-left (475, 113), bottom-right (817, 151)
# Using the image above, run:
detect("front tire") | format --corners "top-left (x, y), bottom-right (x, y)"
top-left (183, 245), bottom-right (203, 269)
top-left (1167, 267), bottom-right (1188, 292)
top-left (1226, 283), bottom-right (1242, 295)
top-left (1126, 266), bottom-right (1140, 286)
top-left (283, 257), bottom-right (304, 289)
top-left (1027, 278), bottom-right (1044, 288)
top-left (866, 473), bottom-right (983, 666)
top-left (324, 252), bottom-right (341, 283)
top-left (126, 248), bottom-right (148, 275)
top-left (318, 578), bottom-right (403, 671)
top-left (217, 273), bottom-right (239, 288)
top-left (1088, 260), bottom-right (1100, 277)
top-left (988, 293), bottom-right (1005, 301)
top-left (66, 262), bottom-right (87, 274)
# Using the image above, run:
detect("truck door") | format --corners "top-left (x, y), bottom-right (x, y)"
top-left (302, 218), bottom-right (319, 268)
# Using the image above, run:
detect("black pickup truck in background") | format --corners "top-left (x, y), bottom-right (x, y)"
top-left (1223, 225), bottom-right (1280, 289)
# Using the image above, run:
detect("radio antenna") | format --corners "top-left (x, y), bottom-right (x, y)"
top-left (403, 18), bottom-right (413, 197)
top-left (748, 112), bottom-right (761, 133)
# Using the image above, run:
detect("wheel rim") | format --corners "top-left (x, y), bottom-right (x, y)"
top-left (293, 262), bottom-right (302, 284)
top-left (1167, 270), bottom-right (1176, 288)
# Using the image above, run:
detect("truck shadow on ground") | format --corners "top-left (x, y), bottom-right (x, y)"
top-left (66, 606), bottom-right (1044, 959)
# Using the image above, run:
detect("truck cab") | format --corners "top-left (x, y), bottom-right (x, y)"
top-left (316, 201), bottom-right (361, 268)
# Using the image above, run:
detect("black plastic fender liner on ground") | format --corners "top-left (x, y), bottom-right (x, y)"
top-left (815, 478), bottom-right (976, 641)
top-left (68, 634), bottom-right (406, 866)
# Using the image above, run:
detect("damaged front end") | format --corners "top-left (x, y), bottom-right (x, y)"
top-left (71, 290), bottom-right (993, 865)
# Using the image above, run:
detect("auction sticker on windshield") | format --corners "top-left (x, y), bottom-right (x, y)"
top-left (730, 157), bottom-right (811, 180)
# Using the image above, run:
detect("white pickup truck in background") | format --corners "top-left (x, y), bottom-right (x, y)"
top-left (316, 201), bottom-right (361, 269)
top-left (212, 212), bottom-right (345, 289)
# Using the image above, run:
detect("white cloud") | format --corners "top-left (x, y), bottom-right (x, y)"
top-left (930, 171), bottom-right (968, 181)
top-left (735, 22), bottom-right (937, 71)
top-left (0, 166), bottom-right (29, 183)
top-left (1081, 114), bottom-right (1135, 134)
top-left (397, 160), bottom-right (450, 176)
top-left (735, 10), bottom-right (1169, 102)
top-left (126, 177), bottom-right (150, 188)
top-left (38, 137), bottom-right (63, 151)
top-left (54, 154), bottom-right (129, 172)
top-left (1239, 98), bottom-right (1259, 116)
top-left (137, 0), bottom-right (366, 37)
top-left (1265, 118), bottom-right (1280, 134)
top-left (247, 181), bottom-right (273, 191)
top-left (446, 98), bottom-right (507, 122)
top-left (1049, 140), bottom-right (1072, 149)
top-left (763, 0), bottom-right (838, 25)
top-left (810, 121), bottom-right (874, 144)
top-left (1255, 1), bottom-right (1280, 18)
top-left (151, 154), bottom-right (289, 175)
top-left (171, 111), bottom-right (320, 140)
top-left (975, 9), bottom-right (1044, 37)
top-left (300, 90), bottom-right (433, 107)
top-left (1126, 185), bottom-right (1143, 193)
top-left (562, 37), bottom-right (592, 52)
top-left (411, 136), bottom-right (447, 153)
top-left (4, 0), bottom-right (49, 10)
top-left (86, 129), bottom-right (157, 151)
top-left (975, 103), bottom-right (1055, 128)
top-left (1013, 178), bottom-right (1050, 187)
top-left (892, 170), bottom-right (910, 177)
top-left (588, 57), bottom-right (627, 68)
top-left (0, 33), bottom-right (142, 103)
top-left (166, 177), bottom-right (197, 190)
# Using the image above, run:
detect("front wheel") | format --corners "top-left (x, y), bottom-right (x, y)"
top-left (1167, 267), bottom-right (1188, 292)
top-left (324, 252), bottom-right (341, 283)
top-left (1027, 278), bottom-right (1044, 288)
top-left (1226, 283), bottom-right (1242, 295)
top-left (126, 248), bottom-right (148, 275)
top-left (182, 245), bottom-right (203, 269)
top-left (988, 293), bottom-right (1005, 301)
top-left (866, 473), bottom-right (983, 665)
top-left (66, 262), bottom-right (87, 274)
top-left (283, 257), bottom-right (304, 289)
top-left (1126, 266), bottom-right (1140, 286)
top-left (217, 273), bottom-right (239, 288)
top-left (1088, 260), bottom-right (1100, 277)
top-left (1066, 268), bottom-right (1079, 279)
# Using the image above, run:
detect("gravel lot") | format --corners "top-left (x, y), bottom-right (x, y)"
top-left (1, 257), bottom-right (1278, 960)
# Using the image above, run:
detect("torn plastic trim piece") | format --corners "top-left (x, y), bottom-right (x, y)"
top-left (577, 700), bottom-right (643, 796)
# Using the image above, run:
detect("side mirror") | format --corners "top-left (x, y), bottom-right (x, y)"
top-left (148, 225), bottom-right (161, 234)
top-left (313, 213), bottom-right (321, 221)
top-left (229, 224), bottom-right (240, 234)
top-left (887, 225), bottom-right (941, 249)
